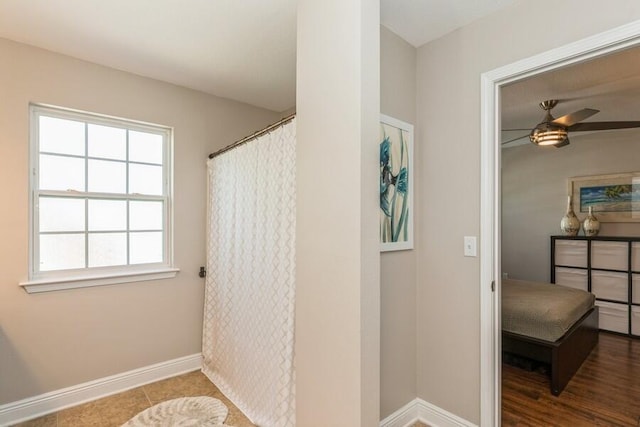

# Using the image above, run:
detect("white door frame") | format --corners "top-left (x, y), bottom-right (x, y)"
top-left (479, 20), bottom-right (640, 427)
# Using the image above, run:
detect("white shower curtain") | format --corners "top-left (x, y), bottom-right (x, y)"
top-left (203, 119), bottom-right (296, 427)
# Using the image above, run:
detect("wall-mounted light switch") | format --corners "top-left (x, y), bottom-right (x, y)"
top-left (464, 236), bottom-right (477, 257)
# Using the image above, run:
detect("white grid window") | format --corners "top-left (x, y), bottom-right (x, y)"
top-left (24, 105), bottom-right (176, 293)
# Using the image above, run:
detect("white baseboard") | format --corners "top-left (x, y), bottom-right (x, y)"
top-left (416, 399), bottom-right (477, 427)
top-left (0, 353), bottom-right (202, 426)
top-left (380, 398), bottom-right (477, 427)
top-left (380, 399), bottom-right (420, 427)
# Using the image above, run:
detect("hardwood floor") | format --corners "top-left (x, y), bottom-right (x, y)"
top-left (502, 332), bottom-right (640, 426)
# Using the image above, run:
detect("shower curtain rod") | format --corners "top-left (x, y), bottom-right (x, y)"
top-left (208, 113), bottom-right (296, 159)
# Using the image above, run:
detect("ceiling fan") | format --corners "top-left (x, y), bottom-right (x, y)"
top-left (502, 99), bottom-right (640, 147)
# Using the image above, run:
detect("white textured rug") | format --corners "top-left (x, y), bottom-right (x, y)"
top-left (122, 396), bottom-right (232, 426)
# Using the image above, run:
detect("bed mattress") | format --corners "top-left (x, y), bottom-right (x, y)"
top-left (502, 278), bottom-right (595, 342)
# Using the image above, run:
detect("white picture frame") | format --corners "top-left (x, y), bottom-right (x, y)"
top-left (380, 114), bottom-right (414, 252)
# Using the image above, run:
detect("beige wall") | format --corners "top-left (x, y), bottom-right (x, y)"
top-left (0, 37), bottom-right (279, 404)
top-left (415, 1), bottom-right (640, 423)
top-left (295, 0), bottom-right (380, 425)
top-left (502, 132), bottom-right (640, 283)
top-left (379, 26), bottom-right (417, 419)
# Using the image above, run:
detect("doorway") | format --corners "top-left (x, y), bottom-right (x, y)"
top-left (480, 22), bottom-right (640, 426)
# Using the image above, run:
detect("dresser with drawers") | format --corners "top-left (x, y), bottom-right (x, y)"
top-left (551, 235), bottom-right (640, 337)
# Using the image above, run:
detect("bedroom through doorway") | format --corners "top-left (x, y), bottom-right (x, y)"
top-left (479, 21), bottom-right (640, 426)
top-left (499, 44), bottom-right (640, 424)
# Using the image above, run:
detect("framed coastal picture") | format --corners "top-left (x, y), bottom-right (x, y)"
top-left (380, 115), bottom-right (414, 251)
top-left (569, 172), bottom-right (640, 222)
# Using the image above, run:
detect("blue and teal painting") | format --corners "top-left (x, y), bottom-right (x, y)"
top-left (380, 123), bottom-right (410, 244)
top-left (579, 184), bottom-right (639, 213)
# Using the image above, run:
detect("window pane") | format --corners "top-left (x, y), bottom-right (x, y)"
top-left (39, 197), bottom-right (85, 232)
top-left (129, 201), bottom-right (163, 231)
top-left (130, 231), bottom-right (163, 264)
top-left (88, 124), bottom-right (126, 160)
top-left (32, 107), bottom-right (172, 278)
top-left (129, 131), bottom-right (163, 164)
top-left (88, 233), bottom-right (127, 267)
top-left (40, 234), bottom-right (85, 271)
top-left (39, 154), bottom-right (85, 191)
top-left (129, 164), bottom-right (163, 195)
top-left (88, 159), bottom-right (126, 193)
top-left (39, 116), bottom-right (85, 156)
top-left (88, 199), bottom-right (126, 231)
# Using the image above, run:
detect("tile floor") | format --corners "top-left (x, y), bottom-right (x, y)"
top-left (12, 370), bottom-right (254, 427)
top-left (13, 371), bottom-right (432, 427)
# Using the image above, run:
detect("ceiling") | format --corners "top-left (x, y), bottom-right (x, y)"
top-left (0, 0), bottom-right (298, 112)
top-left (381, 0), bottom-right (519, 47)
top-left (2, 0), bottom-right (635, 124)
top-left (0, 0), bottom-right (519, 112)
top-left (501, 46), bottom-right (640, 148)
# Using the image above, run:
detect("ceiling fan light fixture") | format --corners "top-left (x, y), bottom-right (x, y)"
top-left (504, 99), bottom-right (640, 148)
top-left (529, 123), bottom-right (569, 146)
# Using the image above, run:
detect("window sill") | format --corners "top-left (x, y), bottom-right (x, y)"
top-left (20, 267), bottom-right (180, 294)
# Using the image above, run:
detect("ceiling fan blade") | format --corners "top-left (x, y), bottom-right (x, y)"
top-left (501, 128), bottom-right (532, 132)
top-left (501, 134), bottom-right (529, 145)
top-left (568, 121), bottom-right (640, 131)
top-left (552, 108), bottom-right (599, 127)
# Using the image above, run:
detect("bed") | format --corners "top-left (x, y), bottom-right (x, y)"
top-left (502, 278), bottom-right (599, 396)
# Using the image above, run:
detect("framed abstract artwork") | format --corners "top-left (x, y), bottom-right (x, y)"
top-left (380, 115), bottom-right (414, 251)
top-left (569, 171), bottom-right (640, 222)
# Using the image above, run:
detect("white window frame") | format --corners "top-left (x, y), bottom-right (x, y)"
top-left (21, 104), bottom-right (178, 293)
